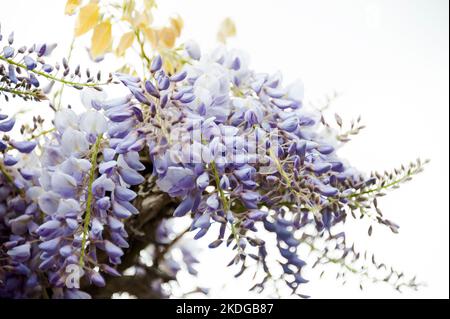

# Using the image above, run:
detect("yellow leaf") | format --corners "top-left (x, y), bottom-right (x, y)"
top-left (158, 27), bottom-right (176, 48)
top-left (144, 27), bottom-right (158, 48)
top-left (65, 0), bottom-right (81, 16)
top-left (115, 31), bottom-right (135, 57)
top-left (132, 11), bottom-right (153, 29)
top-left (144, 0), bottom-right (157, 10)
top-left (170, 15), bottom-right (184, 37)
top-left (163, 58), bottom-right (175, 75)
top-left (74, 2), bottom-right (100, 37)
top-left (121, 0), bottom-right (135, 22)
top-left (217, 17), bottom-right (236, 43)
top-left (91, 20), bottom-right (112, 59)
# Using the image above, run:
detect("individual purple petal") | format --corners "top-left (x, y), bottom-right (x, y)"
top-left (3, 46), bottom-right (14, 58)
top-left (157, 75), bottom-right (170, 91)
top-left (28, 73), bottom-right (40, 87)
top-left (206, 194), bottom-right (219, 210)
top-left (102, 148), bottom-right (116, 162)
top-left (170, 70), bottom-right (187, 82)
top-left (318, 184), bottom-right (339, 197)
top-left (96, 197), bottom-right (111, 211)
top-left (7, 243), bottom-right (31, 262)
top-left (38, 237), bottom-right (61, 253)
top-left (219, 175), bottom-right (230, 190)
top-left (0, 117), bottom-right (15, 132)
top-left (38, 192), bottom-right (61, 215)
top-left (123, 152), bottom-right (145, 171)
top-left (174, 195), bottom-right (194, 217)
top-left (36, 220), bottom-right (61, 236)
top-left (104, 240), bottom-right (124, 258)
top-left (244, 110), bottom-right (258, 126)
top-left (42, 64), bottom-right (54, 73)
top-left (8, 64), bottom-right (17, 83)
top-left (114, 186), bottom-right (137, 201)
top-left (117, 200), bottom-right (138, 215)
top-left (92, 175), bottom-right (115, 197)
top-left (144, 80), bottom-right (159, 98)
top-left (99, 161), bottom-right (117, 175)
top-left (110, 232), bottom-right (129, 248)
top-left (241, 191), bottom-right (261, 209)
top-left (317, 144), bottom-right (335, 155)
top-left (112, 201), bottom-right (132, 219)
top-left (101, 264), bottom-right (121, 277)
top-left (23, 56), bottom-right (37, 70)
top-left (107, 216), bottom-right (124, 231)
top-left (194, 227), bottom-right (209, 240)
top-left (9, 215), bottom-right (32, 235)
top-left (180, 93), bottom-right (195, 104)
top-left (208, 239), bottom-right (223, 249)
top-left (3, 154), bottom-right (18, 166)
top-left (196, 172), bottom-right (210, 190)
top-left (150, 55), bottom-right (162, 72)
top-left (9, 140), bottom-right (37, 153)
top-left (51, 172), bottom-right (78, 198)
top-left (89, 271), bottom-right (106, 287)
top-left (312, 162), bottom-right (332, 175)
top-left (272, 99), bottom-right (294, 109)
top-left (185, 40), bottom-right (201, 60)
top-left (131, 89), bottom-right (150, 105)
top-left (194, 213), bottom-right (210, 229)
top-left (279, 117), bottom-right (298, 132)
top-left (248, 210), bottom-right (268, 221)
top-left (230, 57), bottom-right (241, 71)
top-left (118, 167), bottom-right (144, 185)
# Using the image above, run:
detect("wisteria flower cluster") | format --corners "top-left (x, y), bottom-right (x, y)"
top-left (0, 16), bottom-right (427, 299)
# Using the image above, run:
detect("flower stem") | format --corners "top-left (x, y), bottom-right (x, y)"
top-left (0, 56), bottom-right (108, 88)
top-left (55, 37), bottom-right (76, 110)
top-left (79, 135), bottom-right (102, 267)
top-left (210, 161), bottom-right (229, 211)
top-left (0, 86), bottom-right (45, 99)
top-left (348, 165), bottom-right (424, 199)
top-left (210, 161), bottom-right (241, 245)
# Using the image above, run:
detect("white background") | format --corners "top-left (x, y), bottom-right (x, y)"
top-left (0, 0), bottom-right (448, 298)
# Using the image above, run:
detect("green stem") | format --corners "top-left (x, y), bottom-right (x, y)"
top-left (210, 161), bottom-right (229, 211)
top-left (79, 135), bottom-right (102, 267)
top-left (135, 30), bottom-right (151, 71)
top-left (210, 161), bottom-right (240, 243)
top-left (4, 128), bottom-right (56, 152)
top-left (55, 37), bottom-right (76, 109)
top-left (28, 128), bottom-right (56, 141)
top-left (0, 56), bottom-right (108, 88)
top-left (0, 86), bottom-right (44, 99)
top-left (347, 167), bottom-right (421, 199)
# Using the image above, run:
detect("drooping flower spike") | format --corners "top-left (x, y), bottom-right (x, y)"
top-left (0, 23), bottom-right (111, 104)
top-left (0, 22), bottom-right (427, 299)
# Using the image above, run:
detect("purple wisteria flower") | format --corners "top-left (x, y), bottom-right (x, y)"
top-left (0, 23), bottom-right (426, 299)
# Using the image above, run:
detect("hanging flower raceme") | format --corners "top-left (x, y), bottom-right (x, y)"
top-left (118, 45), bottom-right (425, 296)
top-left (0, 22), bottom-right (110, 104)
top-left (0, 20), bottom-right (427, 298)
top-left (26, 90), bottom-right (145, 298)
top-left (0, 115), bottom-right (42, 298)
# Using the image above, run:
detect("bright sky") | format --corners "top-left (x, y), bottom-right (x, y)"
top-left (0, 0), bottom-right (448, 298)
